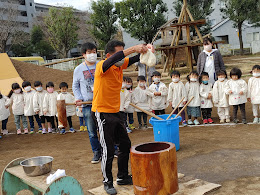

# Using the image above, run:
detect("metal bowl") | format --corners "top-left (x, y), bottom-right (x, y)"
top-left (20, 156), bottom-right (53, 177)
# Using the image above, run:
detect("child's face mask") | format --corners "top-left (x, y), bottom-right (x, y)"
top-left (126, 84), bottom-right (132, 89)
top-left (231, 75), bottom-right (238, 80)
top-left (253, 70), bottom-right (260, 78)
top-left (218, 77), bottom-right (225, 82)
top-left (24, 86), bottom-right (31, 92)
top-left (139, 82), bottom-right (146, 87)
top-left (172, 78), bottom-right (179, 83)
top-left (153, 77), bottom-right (160, 83)
top-left (36, 87), bottom-right (43, 92)
top-left (14, 89), bottom-right (21, 94)
top-left (202, 76), bottom-right (209, 84)
top-left (47, 87), bottom-right (54, 93)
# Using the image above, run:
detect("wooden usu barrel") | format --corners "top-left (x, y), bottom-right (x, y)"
top-left (130, 142), bottom-right (178, 195)
top-left (57, 100), bottom-right (67, 129)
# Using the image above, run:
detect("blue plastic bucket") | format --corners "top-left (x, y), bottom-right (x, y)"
top-left (149, 114), bottom-right (182, 151)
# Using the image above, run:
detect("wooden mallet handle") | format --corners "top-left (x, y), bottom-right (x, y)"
top-left (166, 97), bottom-right (185, 120)
top-left (174, 96), bottom-right (194, 119)
top-left (130, 103), bottom-right (163, 120)
top-left (65, 101), bottom-right (92, 106)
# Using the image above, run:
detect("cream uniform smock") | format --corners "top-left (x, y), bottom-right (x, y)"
top-left (57, 92), bottom-right (76, 117)
top-left (125, 90), bottom-right (135, 113)
top-left (43, 92), bottom-right (58, 116)
top-left (24, 90), bottom-right (36, 116)
top-left (200, 83), bottom-right (213, 108)
top-left (224, 79), bottom-right (247, 105)
top-left (0, 96), bottom-right (10, 121)
top-left (167, 81), bottom-right (187, 108)
top-left (120, 89), bottom-right (131, 112)
top-left (185, 82), bottom-right (201, 107)
top-left (132, 86), bottom-right (150, 111)
top-left (33, 90), bottom-right (47, 116)
top-left (10, 93), bottom-right (24, 115)
top-left (247, 77), bottom-right (260, 104)
top-left (212, 80), bottom-right (229, 107)
top-left (146, 82), bottom-right (168, 110)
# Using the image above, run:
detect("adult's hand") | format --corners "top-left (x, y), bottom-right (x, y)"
top-left (76, 99), bottom-right (83, 106)
top-left (134, 44), bottom-right (148, 54)
top-left (146, 44), bottom-right (155, 53)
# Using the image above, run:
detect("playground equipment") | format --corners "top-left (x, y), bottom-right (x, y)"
top-left (1, 157), bottom-right (84, 195)
top-left (0, 53), bottom-right (23, 95)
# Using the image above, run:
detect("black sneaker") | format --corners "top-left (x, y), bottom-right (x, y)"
top-left (242, 119), bottom-right (247, 124)
top-left (233, 118), bottom-right (238, 124)
top-left (104, 181), bottom-right (117, 195)
top-left (116, 175), bottom-right (133, 185)
top-left (91, 151), bottom-right (101, 164)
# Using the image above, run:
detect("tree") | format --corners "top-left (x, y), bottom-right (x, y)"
top-left (0, 3), bottom-right (20, 53)
top-left (221, 0), bottom-right (260, 55)
top-left (116, 0), bottom-right (168, 43)
top-left (173, 0), bottom-right (214, 36)
top-left (89, 0), bottom-right (118, 49)
top-left (44, 7), bottom-right (79, 58)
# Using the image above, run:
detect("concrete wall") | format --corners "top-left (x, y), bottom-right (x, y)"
top-left (252, 41), bottom-right (260, 54)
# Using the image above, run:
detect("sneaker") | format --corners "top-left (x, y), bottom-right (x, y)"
top-left (188, 119), bottom-right (194, 125)
top-left (233, 119), bottom-right (238, 124)
top-left (38, 128), bottom-right (42, 134)
top-left (194, 119), bottom-right (200, 125)
top-left (84, 126), bottom-right (88, 132)
top-left (144, 124), bottom-right (148, 128)
top-left (30, 128), bottom-right (34, 134)
top-left (60, 129), bottom-right (66, 135)
top-left (182, 121), bottom-right (187, 127)
top-left (226, 118), bottom-right (230, 123)
top-left (104, 181), bottom-right (117, 195)
top-left (242, 119), bottom-right (247, 124)
top-left (69, 128), bottom-right (75, 133)
top-left (126, 127), bottom-right (132, 133)
top-left (24, 128), bottom-right (28, 134)
top-left (42, 128), bottom-right (47, 134)
top-left (253, 118), bottom-right (258, 124)
top-left (208, 118), bottom-right (214, 124)
top-left (128, 124), bottom-right (135, 130)
top-left (2, 129), bottom-right (8, 135)
top-left (117, 175), bottom-right (133, 185)
top-left (220, 119), bottom-right (225, 123)
top-left (0, 135), bottom-right (2, 139)
top-left (203, 119), bottom-right (208, 124)
top-left (91, 151), bottom-right (101, 164)
top-left (79, 126), bottom-right (84, 132)
top-left (138, 124), bottom-right (142, 129)
top-left (17, 129), bottom-right (22, 135)
top-left (48, 128), bottom-right (52, 133)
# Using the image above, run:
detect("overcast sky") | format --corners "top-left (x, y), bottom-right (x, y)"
top-left (34, 0), bottom-right (121, 11)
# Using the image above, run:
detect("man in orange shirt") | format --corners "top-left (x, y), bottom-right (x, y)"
top-left (92, 40), bottom-right (153, 194)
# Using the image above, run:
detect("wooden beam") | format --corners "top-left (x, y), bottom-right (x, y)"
top-left (41, 56), bottom-right (84, 67)
top-left (186, 7), bottom-right (203, 43)
top-left (170, 6), bottom-right (185, 46)
top-left (151, 30), bottom-right (161, 44)
top-left (169, 19), bottom-right (206, 27)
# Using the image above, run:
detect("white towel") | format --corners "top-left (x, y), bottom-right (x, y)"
top-left (140, 49), bottom-right (156, 67)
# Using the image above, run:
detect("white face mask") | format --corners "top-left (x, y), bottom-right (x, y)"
top-left (190, 78), bottom-right (197, 82)
top-left (218, 78), bottom-right (225, 82)
top-left (153, 78), bottom-right (160, 83)
top-left (14, 89), bottom-right (21, 94)
top-left (115, 59), bottom-right (125, 67)
top-left (253, 72), bottom-right (260, 77)
top-left (172, 78), bottom-right (179, 83)
top-left (126, 84), bottom-right (132, 89)
top-left (36, 87), bottom-right (43, 92)
top-left (204, 45), bottom-right (212, 52)
top-left (24, 86), bottom-right (31, 92)
top-left (86, 53), bottom-right (97, 63)
top-left (139, 83), bottom-right (145, 87)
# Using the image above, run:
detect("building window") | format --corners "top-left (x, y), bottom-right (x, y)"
top-left (220, 0), bottom-right (226, 9)
top-left (30, 2), bottom-right (32, 6)
top-left (253, 32), bottom-right (260, 41)
top-left (31, 14), bottom-right (33, 17)
top-left (209, 19), bottom-right (216, 26)
top-left (19, 0), bottom-right (26, 5)
top-left (21, 11), bottom-right (27, 17)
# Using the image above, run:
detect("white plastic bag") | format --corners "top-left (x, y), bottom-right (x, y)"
top-left (140, 49), bottom-right (156, 67)
top-left (46, 169), bottom-right (66, 184)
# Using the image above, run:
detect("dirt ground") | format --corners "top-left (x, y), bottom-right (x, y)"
top-left (1, 104), bottom-right (260, 194)
top-left (1, 55), bottom-right (260, 194)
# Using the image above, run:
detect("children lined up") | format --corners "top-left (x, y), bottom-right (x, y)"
top-left (1, 65), bottom-right (260, 137)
